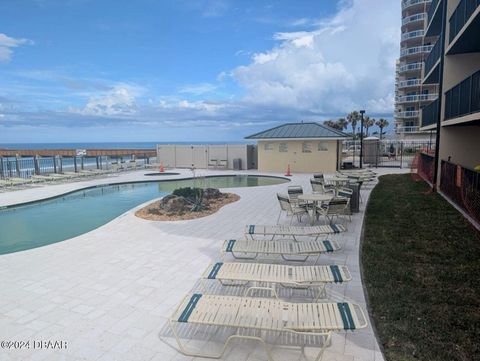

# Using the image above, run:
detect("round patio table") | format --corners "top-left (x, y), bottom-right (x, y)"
top-left (298, 194), bottom-right (333, 225)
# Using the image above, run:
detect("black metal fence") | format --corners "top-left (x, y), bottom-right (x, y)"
top-left (445, 69), bottom-right (480, 120)
top-left (440, 160), bottom-right (480, 225)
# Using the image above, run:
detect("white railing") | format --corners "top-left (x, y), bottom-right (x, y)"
top-left (402, 12), bottom-right (427, 25)
top-left (396, 126), bottom-right (421, 133)
top-left (396, 93), bottom-right (438, 103)
top-left (401, 30), bottom-right (425, 41)
top-left (398, 62), bottom-right (423, 73)
top-left (395, 110), bottom-right (420, 118)
top-left (400, 45), bottom-right (434, 57)
top-left (402, 0), bottom-right (431, 10)
top-left (397, 79), bottom-right (422, 88)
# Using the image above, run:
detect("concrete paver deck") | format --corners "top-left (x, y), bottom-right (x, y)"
top-left (0, 168), bottom-right (407, 361)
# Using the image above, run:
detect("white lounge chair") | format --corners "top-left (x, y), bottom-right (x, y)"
top-left (169, 293), bottom-right (367, 361)
top-left (244, 224), bottom-right (346, 241)
top-left (201, 262), bottom-right (351, 300)
top-left (221, 238), bottom-right (340, 263)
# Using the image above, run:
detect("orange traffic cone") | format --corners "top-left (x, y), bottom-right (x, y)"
top-left (285, 164), bottom-right (292, 176)
top-left (159, 162), bottom-right (165, 173)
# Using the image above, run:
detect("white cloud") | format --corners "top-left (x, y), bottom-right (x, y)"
top-left (178, 83), bottom-right (217, 96)
top-left (70, 84), bottom-right (143, 116)
top-left (232, 0), bottom-right (400, 115)
top-left (0, 33), bottom-right (32, 63)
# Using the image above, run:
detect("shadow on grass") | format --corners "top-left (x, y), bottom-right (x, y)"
top-left (362, 174), bottom-right (480, 361)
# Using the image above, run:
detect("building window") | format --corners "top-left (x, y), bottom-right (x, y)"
top-left (264, 143), bottom-right (273, 151)
top-left (279, 143), bottom-right (288, 152)
top-left (302, 142), bottom-right (312, 153)
top-left (318, 141), bottom-right (328, 151)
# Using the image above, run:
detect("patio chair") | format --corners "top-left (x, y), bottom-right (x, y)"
top-left (287, 185), bottom-right (306, 207)
top-left (316, 198), bottom-right (351, 227)
top-left (221, 238), bottom-right (341, 263)
top-left (310, 178), bottom-right (324, 193)
top-left (313, 173), bottom-right (324, 181)
top-left (244, 224), bottom-right (346, 241)
top-left (276, 193), bottom-right (308, 224)
top-left (201, 262), bottom-right (351, 300)
top-left (169, 293), bottom-right (367, 361)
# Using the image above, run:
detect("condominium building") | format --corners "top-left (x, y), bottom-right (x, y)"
top-left (395, 0), bottom-right (439, 140)
top-left (419, 0), bottom-right (480, 225)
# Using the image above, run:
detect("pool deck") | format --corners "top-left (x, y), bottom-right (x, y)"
top-left (0, 168), bottom-right (408, 361)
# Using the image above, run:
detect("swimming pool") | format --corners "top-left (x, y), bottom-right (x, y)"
top-left (0, 175), bottom-right (288, 255)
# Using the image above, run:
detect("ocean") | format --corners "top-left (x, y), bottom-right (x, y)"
top-left (0, 141), bottom-right (250, 150)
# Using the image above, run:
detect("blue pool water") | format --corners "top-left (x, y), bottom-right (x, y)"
top-left (0, 175), bottom-right (288, 255)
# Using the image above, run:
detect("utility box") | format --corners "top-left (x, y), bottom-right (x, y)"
top-left (233, 158), bottom-right (242, 170)
top-left (345, 182), bottom-right (361, 213)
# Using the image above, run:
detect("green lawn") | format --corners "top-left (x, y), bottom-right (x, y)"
top-left (362, 174), bottom-right (480, 361)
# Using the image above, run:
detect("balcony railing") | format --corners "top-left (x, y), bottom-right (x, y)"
top-left (396, 125), bottom-right (421, 133)
top-left (397, 79), bottom-right (422, 88)
top-left (398, 62), bottom-right (423, 73)
top-left (402, 12), bottom-right (427, 25)
top-left (400, 45), bottom-right (434, 57)
top-left (395, 110), bottom-right (420, 118)
top-left (427, 0), bottom-right (441, 26)
top-left (401, 30), bottom-right (425, 41)
top-left (421, 98), bottom-right (439, 127)
top-left (402, 0), bottom-right (431, 10)
top-left (424, 39), bottom-right (441, 76)
top-left (445, 69), bottom-right (480, 120)
top-left (449, 0), bottom-right (480, 43)
top-left (396, 94), bottom-right (438, 103)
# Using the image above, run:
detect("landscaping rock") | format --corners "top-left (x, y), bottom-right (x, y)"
top-left (204, 188), bottom-right (222, 199)
top-left (160, 195), bottom-right (188, 213)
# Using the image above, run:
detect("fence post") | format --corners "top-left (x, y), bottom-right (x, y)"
top-left (0, 157), bottom-right (4, 179)
top-left (59, 156), bottom-right (63, 173)
top-left (34, 155), bottom-right (40, 175)
top-left (73, 157), bottom-right (78, 172)
top-left (96, 156), bottom-right (100, 169)
top-left (80, 156), bottom-right (84, 171)
top-left (53, 156), bottom-right (57, 173)
top-left (15, 155), bottom-right (22, 177)
top-left (400, 143), bottom-right (404, 168)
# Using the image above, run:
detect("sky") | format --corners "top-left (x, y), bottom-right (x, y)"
top-left (0, 0), bottom-right (400, 143)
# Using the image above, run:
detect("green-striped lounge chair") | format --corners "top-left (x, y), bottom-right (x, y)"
top-left (244, 224), bottom-right (346, 241)
top-left (221, 238), bottom-right (340, 263)
top-left (169, 293), bottom-right (368, 361)
top-left (201, 262), bottom-right (351, 300)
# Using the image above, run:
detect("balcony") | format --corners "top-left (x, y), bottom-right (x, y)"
top-left (425, 0), bottom-right (442, 37)
top-left (396, 125), bottom-right (421, 133)
top-left (397, 79), bottom-right (422, 88)
top-left (423, 39), bottom-right (441, 84)
top-left (402, 12), bottom-right (426, 26)
top-left (395, 110), bottom-right (420, 118)
top-left (396, 94), bottom-right (438, 103)
top-left (421, 98), bottom-right (439, 128)
top-left (401, 30), bottom-right (425, 41)
top-left (398, 62), bottom-right (423, 73)
top-left (400, 45), bottom-right (434, 58)
top-left (447, 0), bottom-right (480, 54)
top-left (449, 0), bottom-right (480, 42)
top-left (402, 0), bottom-right (431, 11)
top-left (444, 70), bottom-right (480, 122)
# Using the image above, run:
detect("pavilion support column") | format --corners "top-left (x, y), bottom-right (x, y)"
top-left (73, 157), bottom-right (78, 173)
top-left (15, 155), bottom-right (22, 177)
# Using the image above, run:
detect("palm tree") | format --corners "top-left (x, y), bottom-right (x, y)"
top-left (364, 116), bottom-right (375, 137)
top-left (324, 119), bottom-right (341, 130)
top-left (347, 111), bottom-right (360, 139)
top-left (336, 118), bottom-right (348, 131)
top-left (375, 118), bottom-right (389, 140)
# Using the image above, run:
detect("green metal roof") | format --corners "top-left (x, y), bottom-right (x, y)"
top-left (245, 122), bottom-right (349, 140)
